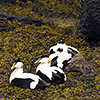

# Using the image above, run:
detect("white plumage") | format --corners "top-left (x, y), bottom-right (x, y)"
top-left (49, 40), bottom-right (79, 54)
top-left (49, 40), bottom-right (80, 69)
top-left (10, 59), bottom-right (47, 90)
top-left (35, 56), bottom-right (66, 84)
top-left (57, 51), bottom-right (72, 69)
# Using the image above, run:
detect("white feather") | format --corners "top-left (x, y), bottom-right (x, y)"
top-left (51, 66), bottom-right (66, 81)
top-left (9, 61), bottom-right (41, 89)
top-left (36, 57), bottom-right (66, 82)
top-left (57, 51), bottom-right (72, 68)
top-left (36, 60), bottom-right (52, 80)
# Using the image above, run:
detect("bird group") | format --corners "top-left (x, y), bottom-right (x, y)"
top-left (9, 40), bottom-right (93, 90)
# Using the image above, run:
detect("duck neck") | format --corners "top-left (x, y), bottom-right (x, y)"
top-left (10, 68), bottom-right (23, 82)
top-left (13, 68), bottom-right (23, 75)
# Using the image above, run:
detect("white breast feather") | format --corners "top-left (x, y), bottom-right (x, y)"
top-left (36, 63), bottom-right (52, 80)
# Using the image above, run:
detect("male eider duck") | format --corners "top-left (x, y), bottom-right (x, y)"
top-left (49, 49), bottom-right (79, 69)
top-left (56, 51), bottom-right (73, 69)
top-left (49, 40), bottom-right (80, 69)
top-left (49, 51), bottom-right (72, 69)
top-left (49, 40), bottom-right (79, 54)
top-left (49, 40), bottom-right (65, 54)
top-left (9, 59), bottom-right (47, 90)
top-left (35, 55), bottom-right (66, 85)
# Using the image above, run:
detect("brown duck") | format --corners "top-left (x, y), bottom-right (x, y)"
top-left (65, 53), bottom-right (94, 76)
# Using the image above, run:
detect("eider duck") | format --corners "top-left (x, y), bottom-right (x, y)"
top-left (9, 59), bottom-right (47, 89)
top-left (35, 55), bottom-right (66, 84)
top-left (49, 40), bottom-right (80, 69)
top-left (49, 48), bottom-right (80, 69)
top-left (49, 40), bottom-right (79, 54)
top-left (49, 40), bottom-right (66, 54)
top-left (56, 51), bottom-right (72, 69)
top-left (65, 53), bottom-right (94, 76)
top-left (49, 51), bottom-right (72, 69)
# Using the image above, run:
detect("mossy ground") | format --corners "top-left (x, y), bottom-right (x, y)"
top-left (0, 0), bottom-right (100, 99)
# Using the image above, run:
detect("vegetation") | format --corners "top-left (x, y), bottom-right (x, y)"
top-left (0, 0), bottom-right (100, 99)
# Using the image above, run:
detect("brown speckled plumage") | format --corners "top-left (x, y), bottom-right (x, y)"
top-left (65, 54), bottom-right (94, 76)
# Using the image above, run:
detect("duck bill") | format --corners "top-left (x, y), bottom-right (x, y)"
top-left (11, 63), bottom-right (16, 69)
top-left (34, 58), bottom-right (41, 63)
top-left (47, 59), bottom-right (51, 64)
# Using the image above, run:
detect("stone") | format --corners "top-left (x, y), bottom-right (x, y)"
top-left (0, 0), bottom-right (15, 4)
top-left (0, 13), bottom-right (44, 32)
top-left (0, 0), bottom-right (35, 4)
top-left (78, 0), bottom-right (100, 43)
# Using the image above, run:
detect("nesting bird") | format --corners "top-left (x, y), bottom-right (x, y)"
top-left (49, 40), bottom-right (79, 54)
top-left (49, 40), bottom-right (65, 54)
top-left (9, 59), bottom-right (47, 90)
top-left (50, 51), bottom-right (72, 69)
top-left (49, 40), bottom-right (80, 69)
top-left (65, 53), bottom-right (94, 76)
top-left (35, 55), bottom-right (66, 85)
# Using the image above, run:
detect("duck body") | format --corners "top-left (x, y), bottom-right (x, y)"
top-left (35, 56), bottom-right (66, 84)
top-left (57, 51), bottom-right (72, 69)
top-left (36, 63), bottom-right (52, 83)
top-left (51, 66), bottom-right (66, 84)
top-left (65, 54), bottom-right (94, 76)
top-left (10, 73), bottom-right (46, 89)
top-left (10, 60), bottom-right (47, 90)
top-left (50, 50), bottom-right (75, 69)
top-left (49, 40), bottom-right (80, 69)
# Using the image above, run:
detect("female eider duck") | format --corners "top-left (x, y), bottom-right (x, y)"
top-left (9, 59), bottom-right (47, 90)
top-left (35, 55), bottom-right (66, 85)
top-left (65, 53), bottom-right (94, 76)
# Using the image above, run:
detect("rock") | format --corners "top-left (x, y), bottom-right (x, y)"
top-left (78, 0), bottom-right (100, 43)
top-left (0, 13), bottom-right (44, 25)
top-left (0, 0), bottom-right (35, 4)
top-left (0, 0), bottom-right (15, 4)
top-left (0, 13), bottom-right (44, 32)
